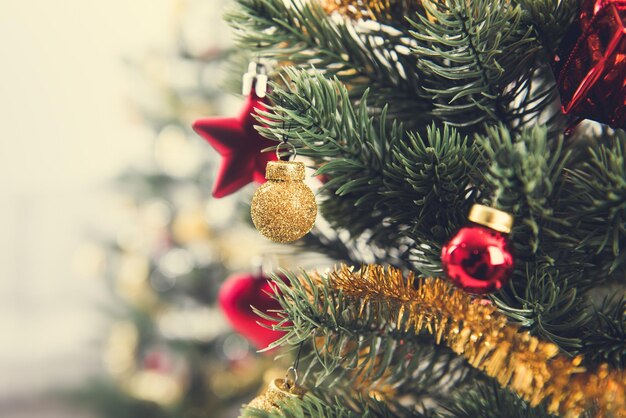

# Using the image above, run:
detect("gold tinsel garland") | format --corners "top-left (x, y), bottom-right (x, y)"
top-left (311, 264), bottom-right (624, 418)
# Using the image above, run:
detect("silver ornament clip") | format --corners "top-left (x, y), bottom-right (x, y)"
top-left (242, 62), bottom-right (268, 98)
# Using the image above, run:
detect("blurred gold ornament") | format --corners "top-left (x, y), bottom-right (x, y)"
top-left (251, 161), bottom-right (317, 243)
top-left (320, 0), bottom-right (439, 22)
top-left (308, 265), bottom-right (625, 418)
top-left (125, 370), bottom-right (186, 406)
top-left (104, 322), bottom-right (189, 406)
top-left (104, 322), bottom-right (140, 377)
top-left (216, 227), bottom-right (264, 269)
top-left (116, 253), bottom-right (158, 309)
top-left (246, 378), bottom-right (306, 412)
top-left (171, 208), bottom-right (211, 243)
top-left (206, 359), bottom-right (288, 401)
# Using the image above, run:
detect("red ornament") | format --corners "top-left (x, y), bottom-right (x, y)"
top-left (218, 273), bottom-right (286, 349)
top-left (143, 349), bottom-right (173, 373)
top-left (553, 0), bottom-right (626, 129)
top-left (192, 93), bottom-right (277, 198)
top-left (441, 205), bottom-right (514, 294)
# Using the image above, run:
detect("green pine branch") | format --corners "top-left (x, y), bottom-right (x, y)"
top-left (581, 296), bottom-right (626, 369)
top-left (408, 0), bottom-right (554, 129)
top-left (473, 125), bottom-right (603, 350)
top-left (564, 134), bottom-right (626, 274)
top-left (259, 271), bottom-right (479, 414)
top-left (226, 0), bottom-right (577, 131)
top-left (513, 0), bottom-right (581, 54)
top-left (294, 227), bottom-right (414, 270)
top-left (257, 68), bottom-right (623, 357)
top-left (475, 124), bottom-right (572, 260)
top-left (240, 392), bottom-right (426, 418)
top-left (255, 268), bottom-right (596, 417)
top-left (294, 227), bottom-right (363, 266)
top-left (257, 68), bottom-right (482, 266)
top-left (493, 263), bottom-right (589, 352)
top-left (225, 0), bottom-right (428, 123)
top-left (439, 382), bottom-right (557, 418)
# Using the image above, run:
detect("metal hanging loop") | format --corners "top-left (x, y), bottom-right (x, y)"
top-left (284, 366), bottom-right (298, 389)
top-left (275, 141), bottom-right (297, 161)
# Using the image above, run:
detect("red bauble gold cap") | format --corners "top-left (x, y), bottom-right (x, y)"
top-left (441, 225), bottom-right (514, 294)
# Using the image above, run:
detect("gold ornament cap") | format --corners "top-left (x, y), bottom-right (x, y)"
top-left (265, 161), bottom-right (305, 181)
top-left (468, 204), bottom-right (514, 234)
top-left (246, 378), bottom-right (306, 412)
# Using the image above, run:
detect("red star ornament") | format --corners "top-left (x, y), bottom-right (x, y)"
top-left (553, 0), bottom-right (626, 129)
top-left (192, 93), bottom-right (277, 198)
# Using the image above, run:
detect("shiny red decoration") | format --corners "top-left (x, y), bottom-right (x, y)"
top-left (192, 92), bottom-right (277, 198)
top-left (553, 0), bottom-right (626, 129)
top-left (441, 225), bottom-right (514, 294)
top-left (218, 273), bottom-right (286, 349)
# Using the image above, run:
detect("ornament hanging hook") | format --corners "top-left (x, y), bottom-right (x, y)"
top-left (285, 367), bottom-right (298, 389)
top-left (276, 96), bottom-right (297, 161)
top-left (284, 341), bottom-right (304, 389)
top-left (275, 141), bottom-right (297, 161)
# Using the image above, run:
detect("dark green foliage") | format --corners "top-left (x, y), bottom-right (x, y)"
top-left (241, 397), bottom-right (360, 418)
top-left (565, 135), bottom-right (626, 273)
top-left (582, 296), bottom-right (626, 368)
top-left (439, 383), bottom-right (557, 418)
top-left (257, 67), bottom-right (624, 358)
top-left (494, 264), bottom-right (588, 352)
top-left (514, 0), bottom-right (581, 53)
top-left (408, 0), bottom-right (552, 129)
top-left (225, 0), bottom-right (427, 122)
top-left (295, 228), bottom-right (363, 266)
top-left (476, 124), bottom-right (570, 259)
top-left (226, 0), bottom-right (577, 131)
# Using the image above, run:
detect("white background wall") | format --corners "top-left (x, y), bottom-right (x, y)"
top-left (0, 0), bottom-right (178, 412)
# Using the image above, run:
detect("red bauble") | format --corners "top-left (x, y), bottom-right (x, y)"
top-left (441, 225), bottom-right (514, 294)
top-left (218, 273), bottom-right (286, 349)
top-left (192, 93), bottom-right (277, 198)
top-left (553, 0), bottom-right (626, 129)
top-left (143, 349), bottom-right (174, 373)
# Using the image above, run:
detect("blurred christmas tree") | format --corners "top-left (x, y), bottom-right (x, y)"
top-left (72, 1), bottom-right (299, 417)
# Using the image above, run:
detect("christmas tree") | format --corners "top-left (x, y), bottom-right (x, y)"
top-left (193, 0), bottom-right (625, 417)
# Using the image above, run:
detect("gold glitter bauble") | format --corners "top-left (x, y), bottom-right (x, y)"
top-left (251, 161), bottom-right (317, 243)
top-left (246, 378), bottom-right (307, 412)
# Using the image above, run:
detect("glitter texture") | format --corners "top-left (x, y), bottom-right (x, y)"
top-left (246, 378), bottom-right (306, 412)
top-left (251, 161), bottom-right (317, 243)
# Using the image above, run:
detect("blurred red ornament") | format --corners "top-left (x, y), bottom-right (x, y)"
top-left (553, 0), bottom-right (626, 129)
top-left (441, 205), bottom-right (514, 294)
top-left (192, 92), bottom-right (277, 198)
top-left (218, 273), bottom-right (286, 349)
top-left (142, 349), bottom-right (174, 373)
